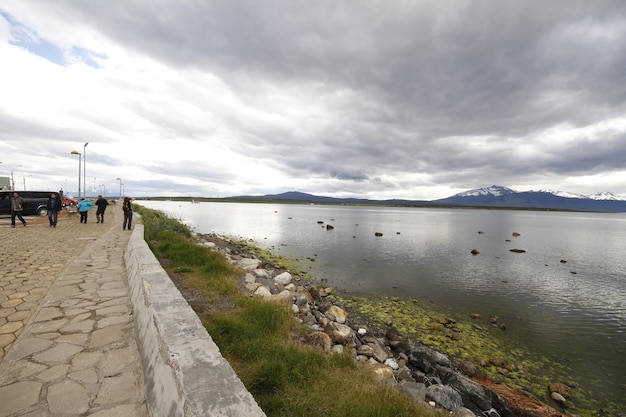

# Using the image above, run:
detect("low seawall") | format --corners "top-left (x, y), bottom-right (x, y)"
top-left (124, 223), bottom-right (266, 417)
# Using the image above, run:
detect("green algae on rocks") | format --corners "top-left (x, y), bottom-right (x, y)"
top-left (332, 293), bottom-right (570, 406)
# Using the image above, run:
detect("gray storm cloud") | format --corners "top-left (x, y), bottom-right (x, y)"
top-left (1, 0), bottom-right (625, 198)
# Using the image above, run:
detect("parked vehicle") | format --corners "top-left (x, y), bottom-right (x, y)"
top-left (62, 196), bottom-right (78, 207)
top-left (0, 191), bottom-right (54, 216)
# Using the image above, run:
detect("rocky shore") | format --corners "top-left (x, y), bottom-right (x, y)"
top-left (191, 232), bottom-right (570, 417)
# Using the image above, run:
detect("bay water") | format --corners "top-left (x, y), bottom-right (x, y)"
top-left (137, 200), bottom-right (626, 409)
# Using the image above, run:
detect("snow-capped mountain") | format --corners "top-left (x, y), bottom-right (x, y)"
top-left (534, 190), bottom-right (626, 201)
top-left (434, 185), bottom-right (626, 212)
top-left (452, 185), bottom-right (516, 198)
top-left (586, 192), bottom-right (626, 201)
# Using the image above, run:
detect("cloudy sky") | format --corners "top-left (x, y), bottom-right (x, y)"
top-left (1, 1), bottom-right (625, 200)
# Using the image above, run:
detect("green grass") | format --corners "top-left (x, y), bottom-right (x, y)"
top-left (134, 205), bottom-right (444, 417)
top-left (204, 299), bottom-right (440, 417)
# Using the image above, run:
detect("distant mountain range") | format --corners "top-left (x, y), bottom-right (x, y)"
top-left (432, 185), bottom-right (626, 212)
top-left (231, 186), bottom-right (626, 212)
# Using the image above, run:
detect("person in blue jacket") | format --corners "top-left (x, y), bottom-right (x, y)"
top-left (77, 198), bottom-right (94, 223)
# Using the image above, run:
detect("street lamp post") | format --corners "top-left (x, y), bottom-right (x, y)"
top-left (71, 150), bottom-right (81, 198)
top-left (83, 142), bottom-right (88, 199)
top-left (116, 177), bottom-right (122, 200)
top-left (101, 184), bottom-right (106, 197)
top-left (10, 165), bottom-right (22, 190)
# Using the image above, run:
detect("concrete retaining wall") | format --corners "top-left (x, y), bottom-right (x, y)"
top-left (125, 224), bottom-right (266, 417)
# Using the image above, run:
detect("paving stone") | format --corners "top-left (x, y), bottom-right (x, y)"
top-left (48, 379), bottom-right (91, 414)
top-left (99, 347), bottom-right (137, 377)
top-left (55, 333), bottom-right (89, 346)
top-left (49, 285), bottom-right (82, 299)
top-left (98, 314), bottom-right (132, 329)
top-left (0, 321), bottom-right (23, 335)
top-left (89, 404), bottom-right (141, 417)
top-left (101, 282), bottom-right (125, 290)
top-left (8, 291), bottom-right (29, 299)
top-left (96, 304), bottom-right (130, 316)
top-left (0, 333), bottom-right (16, 349)
top-left (15, 301), bottom-right (38, 311)
top-left (69, 312), bottom-right (93, 323)
top-left (98, 288), bottom-right (129, 299)
top-left (23, 293), bottom-right (45, 302)
top-left (0, 362), bottom-right (23, 385)
top-left (72, 351), bottom-right (103, 369)
top-left (59, 299), bottom-right (81, 308)
top-left (89, 324), bottom-right (128, 349)
top-left (30, 318), bottom-right (68, 334)
top-left (79, 282), bottom-right (101, 290)
top-left (34, 307), bottom-right (63, 323)
top-left (0, 298), bottom-right (22, 308)
top-left (32, 342), bottom-right (84, 365)
top-left (99, 297), bottom-right (128, 308)
top-left (69, 367), bottom-right (99, 384)
top-left (60, 319), bottom-right (96, 334)
top-left (94, 373), bottom-right (138, 404)
top-left (18, 361), bottom-right (47, 379)
top-left (6, 337), bottom-right (53, 361)
top-left (7, 310), bottom-right (31, 322)
top-left (37, 364), bottom-right (70, 382)
top-left (0, 381), bottom-right (42, 415)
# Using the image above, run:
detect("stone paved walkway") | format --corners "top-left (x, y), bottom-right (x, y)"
top-left (0, 205), bottom-right (147, 416)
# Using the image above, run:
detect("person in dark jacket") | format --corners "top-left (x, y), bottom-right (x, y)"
top-left (122, 197), bottom-right (134, 230)
top-left (47, 192), bottom-right (62, 227)
top-left (10, 192), bottom-right (27, 228)
top-left (95, 195), bottom-right (109, 223)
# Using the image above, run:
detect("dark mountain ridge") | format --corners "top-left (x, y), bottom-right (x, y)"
top-left (231, 187), bottom-right (626, 213)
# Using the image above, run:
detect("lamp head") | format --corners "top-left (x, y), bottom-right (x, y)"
top-left (71, 150), bottom-right (80, 155)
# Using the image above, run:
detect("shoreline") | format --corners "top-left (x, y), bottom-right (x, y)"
top-left (190, 231), bottom-right (571, 417)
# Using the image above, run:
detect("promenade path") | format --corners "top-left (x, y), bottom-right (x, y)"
top-left (0, 205), bottom-right (147, 416)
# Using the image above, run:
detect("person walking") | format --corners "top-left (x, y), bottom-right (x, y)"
top-left (10, 191), bottom-right (27, 228)
top-left (95, 195), bottom-right (109, 223)
top-left (47, 192), bottom-right (62, 227)
top-left (77, 198), bottom-right (94, 223)
top-left (122, 197), bottom-right (134, 230)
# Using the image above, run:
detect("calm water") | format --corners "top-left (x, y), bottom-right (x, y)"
top-left (137, 201), bottom-right (626, 408)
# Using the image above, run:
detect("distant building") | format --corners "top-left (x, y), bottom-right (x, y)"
top-left (0, 177), bottom-right (10, 190)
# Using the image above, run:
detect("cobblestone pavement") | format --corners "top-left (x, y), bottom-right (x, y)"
top-left (0, 205), bottom-right (147, 416)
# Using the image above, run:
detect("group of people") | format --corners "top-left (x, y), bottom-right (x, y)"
top-left (8, 191), bottom-right (134, 230)
top-left (76, 195), bottom-right (107, 224)
top-left (77, 195), bottom-right (135, 230)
